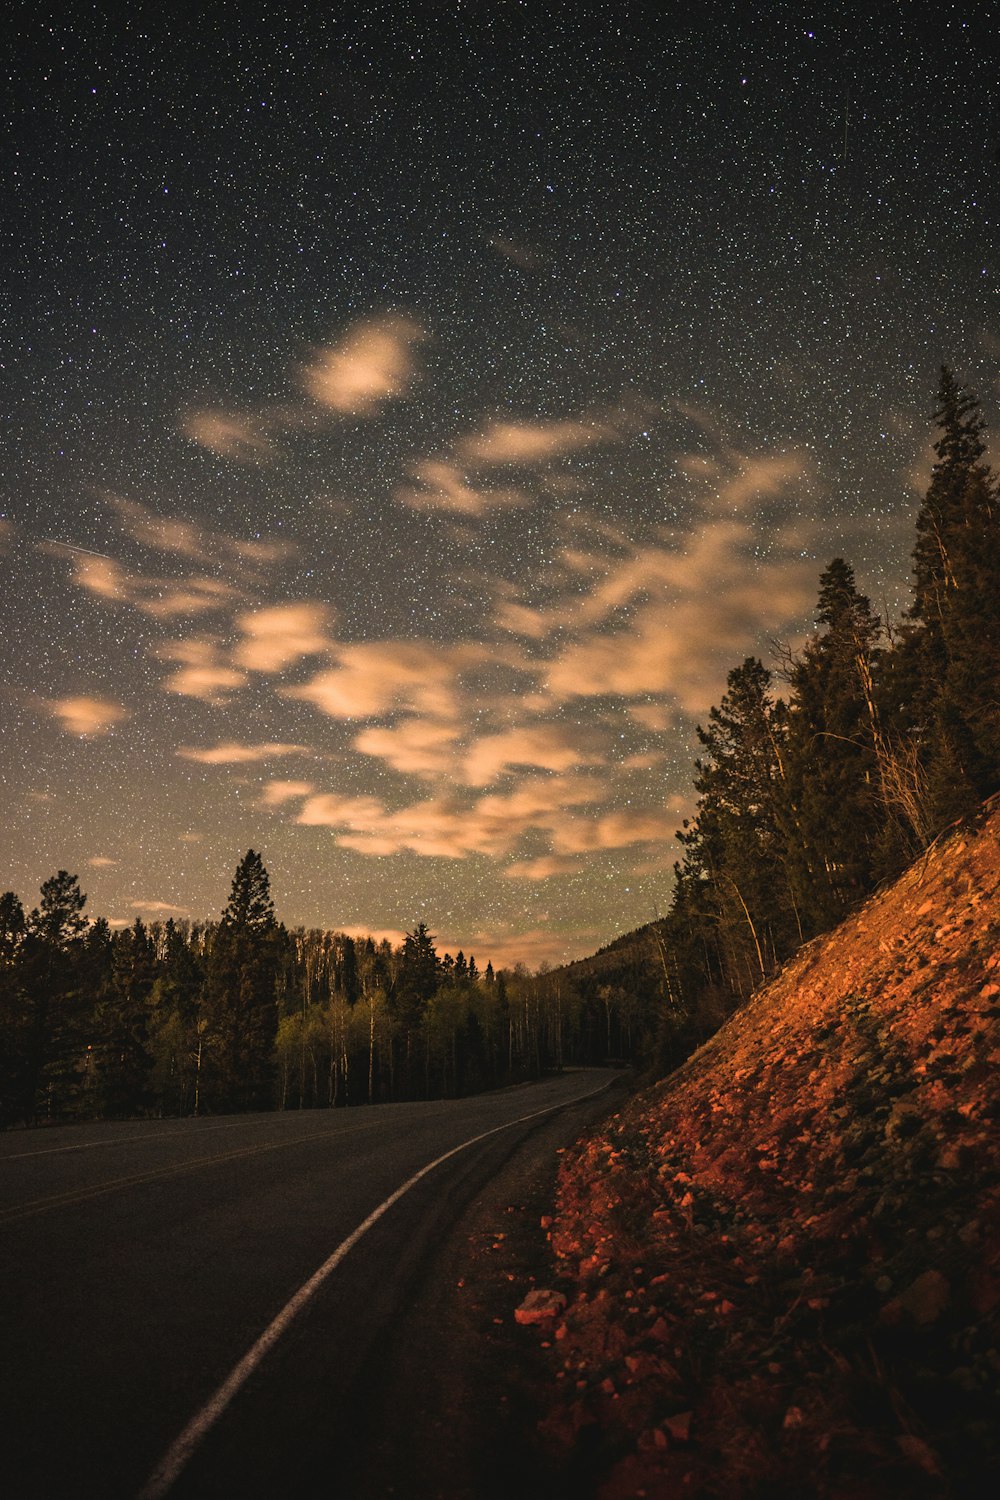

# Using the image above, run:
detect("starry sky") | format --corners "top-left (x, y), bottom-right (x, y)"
top-left (1, 2), bottom-right (997, 968)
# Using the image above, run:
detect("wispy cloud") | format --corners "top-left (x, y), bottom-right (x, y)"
top-left (177, 742), bottom-right (311, 765)
top-left (64, 549), bottom-right (240, 619)
top-left (156, 638), bottom-right (247, 701)
top-left (259, 779), bottom-right (316, 807)
top-left (181, 411), bottom-right (275, 462)
top-left (395, 459), bottom-right (530, 515)
top-left (462, 724), bottom-right (604, 786)
top-left (487, 237), bottom-right (543, 269)
top-left (129, 899), bottom-right (188, 915)
top-left (45, 696), bottom-right (129, 737)
top-left (87, 856), bottom-right (118, 868)
top-left (457, 417), bottom-right (616, 466)
top-left (114, 499), bottom-right (297, 571)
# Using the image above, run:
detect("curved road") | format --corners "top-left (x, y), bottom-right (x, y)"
top-left (1, 1070), bottom-right (620, 1497)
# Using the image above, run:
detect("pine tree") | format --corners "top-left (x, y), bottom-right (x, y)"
top-left (92, 918), bottom-right (155, 1118)
top-left (679, 659), bottom-right (800, 993)
top-left (16, 873), bottom-right (90, 1119)
top-left (786, 560), bottom-right (885, 928)
top-left (904, 367), bottom-right (1000, 825)
top-left (203, 851), bottom-right (283, 1112)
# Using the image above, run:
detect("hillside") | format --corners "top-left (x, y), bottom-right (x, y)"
top-left (527, 801), bottom-right (1000, 1496)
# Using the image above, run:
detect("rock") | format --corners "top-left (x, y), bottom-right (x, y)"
top-left (900, 1269), bottom-right (951, 1325)
top-left (665, 1410), bottom-right (692, 1442)
top-left (514, 1288), bottom-right (567, 1325)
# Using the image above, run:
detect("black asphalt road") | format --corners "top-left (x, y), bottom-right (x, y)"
top-left (1, 1071), bottom-right (620, 1498)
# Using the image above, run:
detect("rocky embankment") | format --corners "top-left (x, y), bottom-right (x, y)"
top-left (527, 802), bottom-right (1000, 1496)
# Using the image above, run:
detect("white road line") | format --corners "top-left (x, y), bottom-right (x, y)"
top-left (137, 1078), bottom-right (612, 1500)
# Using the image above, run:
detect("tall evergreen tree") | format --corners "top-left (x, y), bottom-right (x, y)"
top-left (16, 873), bottom-right (90, 1120)
top-left (92, 918), bottom-right (155, 1118)
top-left (203, 851), bottom-right (283, 1112)
top-left (786, 559), bottom-right (885, 927)
top-left (903, 367), bottom-right (1000, 824)
top-left (678, 659), bottom-right (800, 992)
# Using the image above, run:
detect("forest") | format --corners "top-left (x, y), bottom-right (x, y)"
top-left (2, 368), bottom-right (998, 1126)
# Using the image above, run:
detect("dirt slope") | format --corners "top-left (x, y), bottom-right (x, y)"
top-left (531, 802), bottom-right (1000, 1497)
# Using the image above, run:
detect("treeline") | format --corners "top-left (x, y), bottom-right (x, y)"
top-left (0, 851), bottom-right (630, 1125)
top-left (646, 366), bottom-right (999, 1063)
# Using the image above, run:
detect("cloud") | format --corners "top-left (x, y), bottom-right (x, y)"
top-left (114, 499), bottom-right (297, 570)
top-left (301, 315), bottom-right (425, 415)
top-left (177, 742), bottom-right (311, 765)
top-left (65, 553), bottom-right (131, 602)
top-left (234, 603), bottom-right (336, 672)
top-left (260, 779), bottom-right (316, 807)
top-left (87, 856), bottom-right (118, 868)
top-left (488, 237), bottom-right (543, 269)
top-left (66, 548), bottom-right (238, 619)
top-left (182, 411), bottom-right (274, 462)
top-left (457, 417), bottom-right (616, 466)
top-left (286, 641), bottom-right (469, 720)
top-left (395, 459), bottom-right (530, 515)
top-left (46, 696), bottom-right (129, 737)
top-left (156, 638), bottom-right (247, 701)
top-left (462, 724), bottom-right (604, 786)
top-left (278, 771), bottom-right (666, 866)
top-left (716, 453), bottom-right (811, 512)
top-left (142, 579), bottom-right (239, 619)
top-left (353, 720), bottom-right (461, 777)
top-left (350, 719), bottom-right (603, 787)
top-left (129, 899), bottom-right (188, 915)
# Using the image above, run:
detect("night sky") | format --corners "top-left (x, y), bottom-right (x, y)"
top-left (2, 3), bottom-right (996, 968)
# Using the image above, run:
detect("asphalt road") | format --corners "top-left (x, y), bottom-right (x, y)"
top-left (0, 1070), bottom-right (621, 1498)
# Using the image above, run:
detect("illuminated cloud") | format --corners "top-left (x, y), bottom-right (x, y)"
top-left (286, 641), bottom-right (466, 720)
top-left (395, 459), bottom-right (529, 515)
top-left (182, 411), bottom-right (274, 462)
top-left (462, 724), bottom-right (603, 786)
top-left (234, 603), bottom-right (336, 672)
top-left (46, 696), bottom-right (129, 737)
top-left (156, 638), bottom-right (247, 702)
top-left (717, 453), bottom-right (810, 511)
top-left (301, 315), bottom-right (425, 415)
top-left (141, 579), bottom-right (238, 619)
top-left (283, 772), bottom-right (616, 863)
top-left (66, 553), bottom-right (131, 602)
top-left (260, 779), bottom-right (316, 807)
top-left (114, 499), bottom-right (297, 571)
top-left (353, 720), bottom-right (461, 777)
top-left (548, 806), bottom-right (680, 855)
top-left (60, 537), bottom-right (238, 619)
top-left (87, 856), bottom-right (118, 868)
top-left (177, 742), bottom-right (310, 765)
top-left (458, 417), bottom-right (616, 466)
top-left (114, 499), bottom-right (205, 559)
top-left (130, 899), bottom-right (188, 915)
